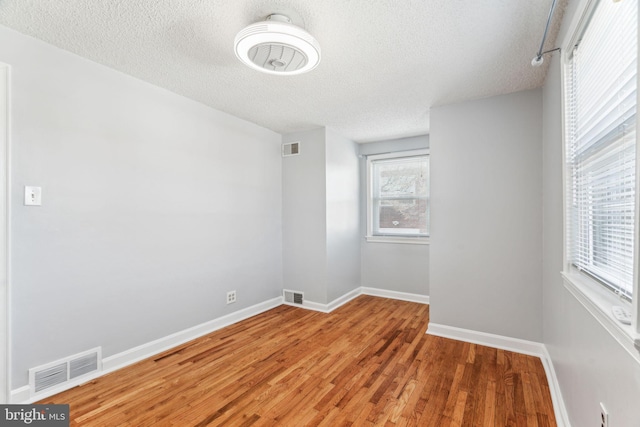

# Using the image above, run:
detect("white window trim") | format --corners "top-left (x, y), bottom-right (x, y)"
top-left (365, 236), bottom-right (430, 245)
top-left (365, 149), bottom-right (430, 245)
top-left (560, 0), bottom-right (640, 358)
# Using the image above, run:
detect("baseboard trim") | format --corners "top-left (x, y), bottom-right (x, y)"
top-left (102, 297), bottom-right (283, 373)
top-left (10, 386), bottom-right (29, 404)
top-left (288, 287), bottom-right (429, 313)
top-left (327, 288), bottom-right (362, 312)
top-left (540, 346), bottom-right (571, 427)
top-left (294, 300), bottom-right (330, 313)
top-left (361, 287), bottom-right (429, 304)
top-left (426, 322), bottom-right (570, 427)
top-left (11, 297), bottom-right (283, 403)
top-left (286, 288), bottom-right (362, 313)
top-left (426, 323), bottom-right (544, 357)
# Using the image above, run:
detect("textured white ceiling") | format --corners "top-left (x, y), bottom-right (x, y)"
top-left (0, 0), bottom-right (566, 142)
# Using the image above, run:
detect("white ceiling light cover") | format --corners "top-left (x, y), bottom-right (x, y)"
top-left (234, 14), bottom-right (321, 75)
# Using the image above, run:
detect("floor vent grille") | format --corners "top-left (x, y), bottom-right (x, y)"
top-left (70, 352), bottom-right (99, 380)
top-left (34, 363), bottom-right (67, 394)
top-left (29, 347), bottom-right (102, 397)
top-left (284, 290), bottom-right (304, 305)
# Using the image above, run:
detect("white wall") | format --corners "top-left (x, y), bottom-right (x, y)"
top-left (1, 26), bottom-right (283, 389)
top-left (359, 136), bottom-right (430, 296)
top-left (429, 90), bottom-right (543, 342)
top-left (0, 64), bottom-right (8, 403)
top-left (282, 128), bottom-right (360, 304)
top-left (325, 128), bottom-right (360, 302)
top-left (282, 128), bottom-right (328, 303)
top-left (361, 243), bottom-right (429, 295)
top-left (541, 0), bottom-right (640, 424)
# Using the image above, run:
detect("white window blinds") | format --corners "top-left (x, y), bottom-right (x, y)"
top-left (566, 0), bottom-right (637, 299)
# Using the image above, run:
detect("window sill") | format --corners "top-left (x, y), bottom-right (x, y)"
top-left (365, 236), bottom-right (430, 245)
top-left (561, 271), bottom-right (640, 364)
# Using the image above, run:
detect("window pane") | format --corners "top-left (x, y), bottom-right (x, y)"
top-left (374, 198), bottom-right (428, 235)
top-left (374, 157), bottom-right (428, 198)
top-left (371, 155), bottom-right (429, 237)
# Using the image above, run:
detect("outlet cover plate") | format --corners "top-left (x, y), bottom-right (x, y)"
top-left (226, 291), bottom-right (236, 304)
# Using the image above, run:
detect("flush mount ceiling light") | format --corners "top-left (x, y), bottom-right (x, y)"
top-left (234, 14), bottom-right (321, 75)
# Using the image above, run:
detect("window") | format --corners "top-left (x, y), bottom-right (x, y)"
top-left (564, 0), bottom-right (637, 302)
top-left (366, 150), bottom-right (429, 243)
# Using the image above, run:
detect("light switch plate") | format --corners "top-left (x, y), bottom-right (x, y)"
top-left (24, 186), bottom-right (42, 206)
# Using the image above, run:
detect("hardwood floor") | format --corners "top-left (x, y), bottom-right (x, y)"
top-left (39, 296), bottom-right (556, 426)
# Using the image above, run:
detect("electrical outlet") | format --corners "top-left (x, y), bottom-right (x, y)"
top-left (226, 290), bottom-right (236, 304)
top-left (600, 402), bottom-right (609, 427)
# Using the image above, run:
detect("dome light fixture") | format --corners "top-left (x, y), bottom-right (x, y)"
top-left (234, 14), bottom-right (321, 76)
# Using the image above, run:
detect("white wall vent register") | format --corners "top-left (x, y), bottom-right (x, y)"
top-left (33, 363), bottom-right (67, 394)
top-left (283, 289), bottom-right (304, 305)
top-left (29, 347), bottom-right (102, 397)
top-left (282, 142), bottom-right (300, 157)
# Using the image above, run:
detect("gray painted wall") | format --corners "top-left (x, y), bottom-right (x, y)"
top-left (359, 136), bottom-right (430, 296)
top-left (2, 26), bottom-right (283, 389)
top-left (429, 90), bottom-right (543, 342)
top-left (360, 243), bottom-right (429, 295)
top-left (326, 128), bottom-right (360, 302)
top-left (282, 128), bottom-right (361, 304)
top-left (541, 0), bottom-right (640, 424)
top-left (282, 128), bottom-right (327, 304)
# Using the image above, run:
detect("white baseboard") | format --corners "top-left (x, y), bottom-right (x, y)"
top-left (327, 288), bottom-right (362, 312)
top-left (426, 322), bottom-right (570, 427)
top-left (293, 299), bottom-right (330, 313)
top-left (426, 323), bottom-right (544, 357)
top-left (285, 287), bottom-right (362, 313)
top-left (361, 287), bottom-right (429, 304)
top-left (10, 386), bottom-right (29, 404)
top-left (11, 297), bottom-right (283, 403)
top-left (102, 297), bottom-right (282, 373)
top-left (540, 346), bottom-right (571, 427)
top-left (286, 287), bottom-right (429, 313)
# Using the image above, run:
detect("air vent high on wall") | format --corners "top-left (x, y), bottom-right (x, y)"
top-left (282, 142), bottom-right (300, 157)
top-left (29, 347), bottom-right (102, 397)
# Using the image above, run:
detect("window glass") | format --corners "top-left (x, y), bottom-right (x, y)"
top-left (369, 154), bottom-right (429, 238)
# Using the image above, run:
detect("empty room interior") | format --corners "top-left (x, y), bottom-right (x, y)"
top-left (0, 0), bottom-right (638, 425)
